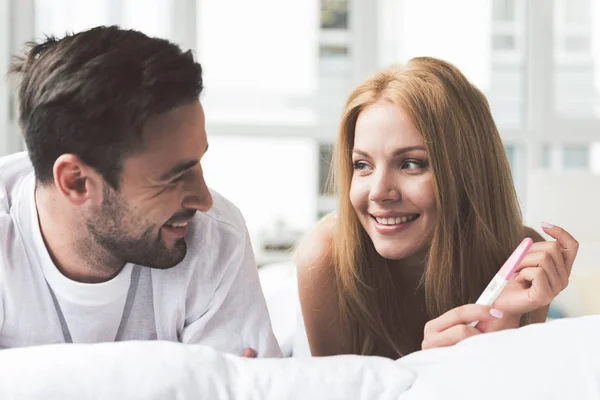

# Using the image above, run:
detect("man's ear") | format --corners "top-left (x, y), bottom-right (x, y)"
top-left (53, 154), bottom-right (104, 206)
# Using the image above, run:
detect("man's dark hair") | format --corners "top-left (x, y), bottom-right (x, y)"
top-left (8, 25), bottom-right (203, 188)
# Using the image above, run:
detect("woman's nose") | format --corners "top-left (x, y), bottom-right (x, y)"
top-left (369, 170), bottom-right (401, 203)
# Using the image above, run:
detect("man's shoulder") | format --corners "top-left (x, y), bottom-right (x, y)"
top-left (179, 189), bottom-right (249, 265)
top-left (0, 152), bottom-right (33, 216)
top-left (158, 190), bottom-right (249, 281)
top-left (191, 189), bottom-right (247, 238)
top-left (0, 154), bottom-right (32, 278)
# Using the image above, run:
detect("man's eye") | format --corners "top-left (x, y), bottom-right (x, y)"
top-left (170, 175), bottom-right (185, 184)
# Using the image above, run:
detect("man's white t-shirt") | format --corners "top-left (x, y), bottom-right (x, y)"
top-left (0, 152), bottom-right (282, 357)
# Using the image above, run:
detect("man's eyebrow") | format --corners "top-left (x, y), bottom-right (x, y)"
top-left (352, 145), bottom-right (426, 157)
top-left (159, 160), bottom-right (199, 181)
top-left (158, 144), bottom-right (209, 181)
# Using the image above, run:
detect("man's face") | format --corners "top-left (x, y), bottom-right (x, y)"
top-left (87, 101), bottom-right (212, 269)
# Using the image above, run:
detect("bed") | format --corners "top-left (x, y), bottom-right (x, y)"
top-left (0, 315), bottom-right (598, 399)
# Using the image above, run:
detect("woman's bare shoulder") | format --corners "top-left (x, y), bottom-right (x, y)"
top-left (294, 212), bottom-right (337, 274)
top-left (294, 213), bottom-right (350, 356)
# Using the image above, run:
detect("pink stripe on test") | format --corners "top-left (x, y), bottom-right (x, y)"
top-left (497, 238), bottom-right (533, 280)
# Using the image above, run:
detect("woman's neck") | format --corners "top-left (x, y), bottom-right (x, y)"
top-left (388, 247), bottom-right (429, 288)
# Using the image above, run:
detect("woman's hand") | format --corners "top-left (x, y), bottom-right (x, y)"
top-left (421, 304), bottom-right (513, 350)
top-left (422, 223), bottom-right (578, 351)
top-left (493, 223), bottom-right (579, 318)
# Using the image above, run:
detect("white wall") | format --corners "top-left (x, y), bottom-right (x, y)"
top-left (0, 1), bottom-right (599, 308)
top-left (525, 171), bottom-right (600, 317)
top-left (0, 0), bottom-right (9, 157)
top-left (202, 136), bottom-right (319, 256)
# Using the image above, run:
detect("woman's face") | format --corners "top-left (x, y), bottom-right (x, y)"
top-left (349, 100), bottom-right (436, 260)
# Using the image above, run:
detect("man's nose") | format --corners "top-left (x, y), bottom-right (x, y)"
top-left (182, 166), bottom-right (213, 212)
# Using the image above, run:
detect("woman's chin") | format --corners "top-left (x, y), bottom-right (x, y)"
top-left (373, 240), bottom-right (430, 262)
top-left (374, 244), bottom-right (416, 261)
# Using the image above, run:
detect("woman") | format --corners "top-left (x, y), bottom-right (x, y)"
top-left (296, 57), bottom-right (579, 359)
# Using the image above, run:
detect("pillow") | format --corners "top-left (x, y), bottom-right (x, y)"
top-left (0, 340), bottom-right (415, 399)
top-left (397, 315), bottom-right (600, 399)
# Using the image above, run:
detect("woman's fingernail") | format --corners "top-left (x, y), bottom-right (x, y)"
top-left (541, 222), bottom-right (554, 229)
top-left (490, 309), bottom-right (504, 318)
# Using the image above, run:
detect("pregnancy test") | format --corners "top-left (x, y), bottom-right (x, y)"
top-left (469, 237), bottom-right (533, 327)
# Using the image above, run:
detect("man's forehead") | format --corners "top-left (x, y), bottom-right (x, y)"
top-left (123, 102), bottom-right (207, 175)
top-left (143, 101), bottom-right (204, 138)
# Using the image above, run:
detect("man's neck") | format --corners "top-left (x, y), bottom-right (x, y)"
top-left (35, 186), bottom-right (123, 283)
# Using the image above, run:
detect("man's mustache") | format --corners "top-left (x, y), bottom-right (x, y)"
top-left (166, 210), bottom-right (196, 224)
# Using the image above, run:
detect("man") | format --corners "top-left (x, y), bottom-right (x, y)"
top-left (0, 26), bottom-right (281, 357)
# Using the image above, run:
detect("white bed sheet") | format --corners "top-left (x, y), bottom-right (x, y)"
top-left (398, 315), bottom-right (600, 399)
top-left (0, 341), bottom-right (413, 400)
top-left (0, 316), bottom-right (598, 399)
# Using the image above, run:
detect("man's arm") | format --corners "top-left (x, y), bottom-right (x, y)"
top-left (181, 228), bottom-right (282, 357)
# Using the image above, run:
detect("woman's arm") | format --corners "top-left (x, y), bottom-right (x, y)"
top-left (295, 214), bottom-right (352, 356)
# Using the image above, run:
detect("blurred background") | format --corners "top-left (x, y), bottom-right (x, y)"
top-left (0, 0), bottom-right (598, 333)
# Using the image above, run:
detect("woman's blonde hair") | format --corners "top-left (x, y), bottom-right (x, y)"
top-left (332, 57), bottom-right (524, 358)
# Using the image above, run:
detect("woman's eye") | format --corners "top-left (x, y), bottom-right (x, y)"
top-left (401, 159), bottom-right (425, 170)
top-left (353, 161), bottom-right (369, 171)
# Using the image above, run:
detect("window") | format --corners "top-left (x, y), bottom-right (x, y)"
top-left (201, 136), bottom-right (318, 246)
top-left (492, 0), bottom-right (516, 22)
top-left (318, 142), bottom-right (335, 196)
top-left (492, 34), bottom-right (516, 51)
top-left (564, 0), bottom-right (591, 25)
top-left (540, 144), bottom-right (595, 171)
top-left (319, 0), bottom-right (349, 59)
top-left (8, 0), bottom-right (596, 274)
top-left (505, 144), bottom-right (516, 170)
top-left (564, 145), bottom-right (590, 169)
top-left (564, 36), bottom-right (591, 53)
top-left (320, 0), bottom-right (348, 30)
top-left (490, 0), bottom-right (524, 60)
top-left (541, 144), bottom-right (552, 169)
top-left (379, 0), bottom-right (526, 130)
top-left (319, 45), bottom-right (348, 58)
top-left (317, 0), bottom-right (352, 124)
top-left (553, 0), bottom-right (600, 118)
top-left (197, 0), bottom-right (319, 126)
top-left (0, 0), bottom-right (10, 156)
top-left (34, 0), bottom-right (172, 40)
top-left (592, 143), bottom-right (600, 173)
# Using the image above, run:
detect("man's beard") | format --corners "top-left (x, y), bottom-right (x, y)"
top-left (86, 186), bottom-right (188, 270)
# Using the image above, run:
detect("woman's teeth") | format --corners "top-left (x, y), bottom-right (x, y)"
top-left (374, 215), bottom-right (419, 225)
